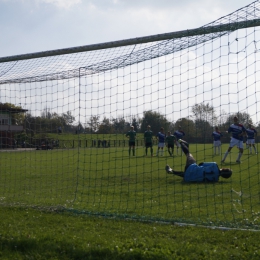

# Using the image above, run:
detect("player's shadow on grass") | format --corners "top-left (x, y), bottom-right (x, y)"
top-left (112, 155), bottom-right (145, 159)
top-left (220, 162), bottom-right (241, 165)
top-left (0, 237), bottom-right (136, 259)
top-left (167, 178), bottom-right (232, 185)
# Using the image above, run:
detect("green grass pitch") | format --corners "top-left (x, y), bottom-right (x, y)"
top-left (0, 143), bottom-right (259, 229)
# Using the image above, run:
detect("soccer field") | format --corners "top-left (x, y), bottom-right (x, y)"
top-left (0, 143), bottom-right (259, 230)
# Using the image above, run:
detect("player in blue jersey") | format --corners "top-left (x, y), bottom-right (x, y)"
top-left (246, 124), bottom-right (257, 154)
top-left (173, 125), bottom-right (185, 155)
top-left (212, 126), bottom-right (223, 155)
top-left (156, 127), bottom-right (166, 156)
top-left (165, 139), bottom-right (232, 182)
top-left (221, 116), bottom-right (246, 163)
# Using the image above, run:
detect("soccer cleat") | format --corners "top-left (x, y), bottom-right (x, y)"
top-left (165, 165), bottom-right (173, 173)
top-left (236, 160), bottom-right (241, 163)
top-left (221, 160), bottom-right (225, 163)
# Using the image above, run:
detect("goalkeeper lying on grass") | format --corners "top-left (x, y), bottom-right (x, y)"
top-left (165, 139), bottom-right (232, 182)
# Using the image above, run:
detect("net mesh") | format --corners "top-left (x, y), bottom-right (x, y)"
top-left (0, 0), bottom-right (260, 230)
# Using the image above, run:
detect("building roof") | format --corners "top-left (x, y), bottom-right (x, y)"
top-left (0, 104), bottom-right (28, 113)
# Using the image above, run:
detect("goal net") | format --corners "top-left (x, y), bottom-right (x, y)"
top-left (1, 0), bottom-right (260, 230)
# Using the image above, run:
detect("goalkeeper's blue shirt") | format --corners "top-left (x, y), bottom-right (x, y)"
top-left (228, 123), bottom-right (246, 141)
top-left (246, 128), bottom-right (257, 139)
top-left (184, 162), bottom-right (220, 182)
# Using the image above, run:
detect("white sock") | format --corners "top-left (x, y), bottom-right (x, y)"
top-left (237, 153), bottom-right (242, 161)
top-left (222, 151), bottom-right (229, 161)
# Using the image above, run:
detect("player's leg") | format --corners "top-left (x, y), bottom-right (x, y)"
top-left (222, 138), bottom-right (236, 162)
top-left (218, 144), bottom-right (221, 155)
top-left (178, 141), bottom-right (190, 156)
top-left (150, 144), bottom-right (153, 156)
top-left (168, 145), bottom-right (172, 156)
top-left (248, 141), bottom-right (252, 154)
top-left (236, 144), bottom-right (244, 162)
top-left (167, 145), bottom-right (171, 156)
top-left (161, 145), bottom-right (164, 156)
top-left (133, 145), bottom-right (135, 156)
top-left (128, 144), bottom-right (131, 156)
top-left (253, 142), bottom-right (257, 154)
top-left (165, 165), bottom-right (184, 177)
top-left (176, 142), bottom-right (180, 155)
top-left (156, 145), bottom-right (159, 156)
top-left (185, 154), bottom-right (196, 171)
top-left (222, 147), bottom-right (231, 162)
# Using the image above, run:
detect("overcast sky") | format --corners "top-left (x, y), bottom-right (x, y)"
top-left (1, 0), bottom-right (259, 125)
top-left (0, 0), bottom-right (254, 58)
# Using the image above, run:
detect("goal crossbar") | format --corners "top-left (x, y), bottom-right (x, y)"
top-left (1, 18), bottom-right (260, 63)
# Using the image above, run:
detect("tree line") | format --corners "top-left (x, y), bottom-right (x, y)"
top-left (3, 103), bottom-right (259, 143)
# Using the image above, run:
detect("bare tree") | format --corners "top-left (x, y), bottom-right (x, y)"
top-left (87, 115), bottom-right (100, 133)
top-left (191, 102), bottom-right (217, 126)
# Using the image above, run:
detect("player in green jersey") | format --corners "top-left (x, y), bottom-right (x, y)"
top-left (165, 131), bottom-right (176, 156)
top-left (126, 126), bottom-right (136, 156)
top-left (144, 125), bottom-right (154, 156)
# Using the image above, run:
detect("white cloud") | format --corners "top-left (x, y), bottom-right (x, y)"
top-left (38, 0), bottom-right (81, 9)
top-left (0, 0), bottom-right (82, 9)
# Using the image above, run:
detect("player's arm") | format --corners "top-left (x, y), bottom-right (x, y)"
top-left (226, 127), bottom-right (231, 134)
